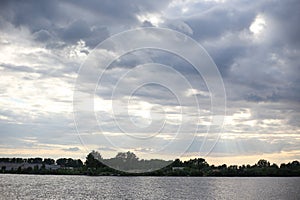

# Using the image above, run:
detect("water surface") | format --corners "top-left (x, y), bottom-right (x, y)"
top-left (0, 174), bottom-right (299, 199)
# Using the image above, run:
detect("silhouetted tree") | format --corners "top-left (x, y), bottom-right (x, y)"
top-left (56, 158), bottom-right (83, 168)
top-left (0, 154), bottom-right (299, 176)
top-left (85, 151), bottom-right (103, 169)
top-left (172, 159), bottom-right (183, 167)
top-left (43, 158), bottom-right (55, 165)
top-left (257, 159), bottom-right (270, 168)
top-left (27, 158), bottom-right (43, 164)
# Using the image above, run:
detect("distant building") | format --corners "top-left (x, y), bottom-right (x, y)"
top-left (44, 164), bottom-right (61, 170)
top-left (1, 163), bottom-right (22, 171)
top-left (62, 166), bottom-right (74, 170)
top-left (0, 162), bottom-right (61, 171)
top-left (172, 167), bottom-right (184, 171)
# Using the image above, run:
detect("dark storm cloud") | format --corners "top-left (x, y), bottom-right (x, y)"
top-left (227, 47), bottom-right (300, 103)
top-left (109, 49), bottom-right (200, 76)
top-left (164, 1), bottom-right (258, 77)
top-left (166, 0), bottom-right (299, 99)
top-left (180, 0), bottom-right (300, 104)
top-left (183, 0), bottom-right (300, 44)
top-left (141, 20), bottom-right (154, 27)
top-left (60, 20), bottom-right (92, 42)
top-left (208, 44), bottom-right (247, 77)
top-left (65, 0), bottom-right (171, 23)
top-left (57, 19), bottom-right (109, 47)
top-left (261, 0), bottom-right (300, 47)
top-left (0, 0), bottom-right (63, 31)
top-left (0, 0), bottom-right (171, 47)
top-left (187, 7), bottom-right (254, 40)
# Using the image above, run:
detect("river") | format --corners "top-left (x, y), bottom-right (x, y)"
top-left (0, 174), bottom-right (299, 199)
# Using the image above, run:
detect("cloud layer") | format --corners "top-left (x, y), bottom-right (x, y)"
top-left (0, 0), bottom-right (299, 164)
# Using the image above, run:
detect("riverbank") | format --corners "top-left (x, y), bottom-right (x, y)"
top-left (1, 151), bottom-right (300, 177)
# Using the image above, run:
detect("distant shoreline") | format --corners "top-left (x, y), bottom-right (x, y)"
top-left (1, 172), bottom-right (300, 177)
top-left (1, 151), bottom-right (300, 177)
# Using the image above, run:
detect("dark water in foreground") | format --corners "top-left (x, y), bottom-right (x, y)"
top-left (0, 174), bottom-right (299, 200)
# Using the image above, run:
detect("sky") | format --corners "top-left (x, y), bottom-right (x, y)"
top-left (0, 0), bottom-right (299, 165)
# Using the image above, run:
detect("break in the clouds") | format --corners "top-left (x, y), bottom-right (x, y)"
top-left (0, 0), bottom-right (299, 164)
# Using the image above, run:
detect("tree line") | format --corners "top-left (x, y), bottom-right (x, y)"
top-left (1, 151), bottom-right (299, 176)
top-left (0, 157), bottom-right (83, 168)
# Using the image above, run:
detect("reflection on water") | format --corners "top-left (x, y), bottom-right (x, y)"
top-left (0, 174), bottom-right (299, 200)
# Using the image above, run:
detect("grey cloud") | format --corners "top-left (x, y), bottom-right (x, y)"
top-left (64, 0), bottom-right (171, 25)
top-left (60, 20), bottom-right (92, 43)
top-left (186, 3), bottom-right (256, 40)
top-left (0, 0), bottom-right (171, 47)
top-left (98, 146), bottom-right (115, 152)
top-left (163, 20), bottom-right (193, 35)
top-left (261, 0), bottom-right (300, 47)
top-left (1, 63), bottom-right (35, 74)
top-left (0, 108), bottom-right (78, 147)
top-left (185, 137), bottom-right (291, 156)
top-left (0, 0), bottom-right (63, 31)
top-left (33, 29), bottom-right (52, 42)
top-left (62, 147), bottom-right (80, 152)
top-left (57, 19), bottom-right (109, 47)
top-left (0, 62), bottom-right (77, 83)
top-left (141, 20), bottom-right (154, 27)
top-left (177, 0), bottom-right (300, 104)
top-left (227, 47), bottom-right (300, 103)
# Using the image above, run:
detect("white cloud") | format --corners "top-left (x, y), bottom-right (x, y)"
top-left (137, 13), bottom-right (164, 26)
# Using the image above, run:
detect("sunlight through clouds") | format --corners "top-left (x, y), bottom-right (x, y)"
top-left (250, 14), bottom-right (266, 35)
top-left (0, 0), bottom-right (299, 164)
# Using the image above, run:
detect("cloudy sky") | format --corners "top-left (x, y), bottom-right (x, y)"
top-left (0, 0), bottom-right (299, 165)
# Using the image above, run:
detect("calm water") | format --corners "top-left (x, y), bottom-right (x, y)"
top-left (0, 174), bottom-right (299, 200)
